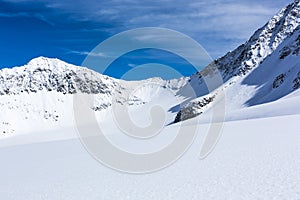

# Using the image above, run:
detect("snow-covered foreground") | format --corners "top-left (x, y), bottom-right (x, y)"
top-left (0, 113), bottom-right (299, 200)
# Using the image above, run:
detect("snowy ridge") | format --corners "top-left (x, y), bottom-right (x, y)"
top-left (0, 56), bottom-right (119, 95)
top-left (0, 57), bottom-right (189, 136)
top-left (0, 56), bottom-right (187, 97)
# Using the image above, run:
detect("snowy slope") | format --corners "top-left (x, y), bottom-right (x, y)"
top-left (0, 114), bottom-right (299, 200)
top-left (175, 0), bottom-right (300, 121)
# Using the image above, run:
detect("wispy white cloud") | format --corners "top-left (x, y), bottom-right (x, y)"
top-left (0, 0), bottom-right (291, 59)
top-left (128, 63), bottom-right (136, 68)
top-left (69, 50), bottom-right (109, 58)
top-left (122, 1), bottom-right (284, 40)
top-left (186, 2), bottom-right (280, 38)
top-left (90, 0), bottom-right (289, 57)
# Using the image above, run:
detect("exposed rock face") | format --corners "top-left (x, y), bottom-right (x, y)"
top-left (174, 95), bottom-right (215, 123)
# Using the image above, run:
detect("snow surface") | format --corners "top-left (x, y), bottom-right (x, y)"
top-left (0, 114), bottom-right (299, 200)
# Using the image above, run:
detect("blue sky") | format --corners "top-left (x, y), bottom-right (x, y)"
top-left (0, 0), bottom-right (291, 80)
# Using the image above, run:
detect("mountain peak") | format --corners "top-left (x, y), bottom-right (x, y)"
top-left (0, 56), bottom-right (119, 95)
top-left (205, 0), bottom-right (300, 82)
top-left (27, 56), bottom-right (59, 65)
top-left (25, 56), bottom-right (77, 72)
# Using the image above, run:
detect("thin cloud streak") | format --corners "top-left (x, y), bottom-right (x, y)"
top-left (69, 50), bottom-right (109, 58)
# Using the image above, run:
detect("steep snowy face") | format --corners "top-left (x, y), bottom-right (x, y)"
top-left (215, 0), bottom-right (300, 79)
top-left (175, 0), bottom-right (300, 122)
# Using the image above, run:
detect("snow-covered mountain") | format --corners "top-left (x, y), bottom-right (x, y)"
top-left (0, 57), bottom-right (188, 136)
top-left (1, 0), bottom-right (300, 136)
top-left (175, 0), bottom-right (300, 121)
